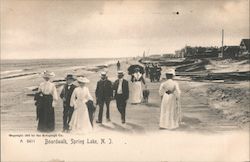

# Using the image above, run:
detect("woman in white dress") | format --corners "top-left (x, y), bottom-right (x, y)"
top-left (130, 68), bottom-right (145, 104)
top-left (159, 69), bottom-right (181, 129)
top-left (69, 77), bottom-right (93, 134)
top-left (36, 70), bottom-right (58, 132)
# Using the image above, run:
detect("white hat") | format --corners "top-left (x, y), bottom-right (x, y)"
top-left (42, 70), bottom-right (55, 78)
top-left (117, 70), bottom-right (124, 75)
top-left (77, 77), bottom-right (90, 83)
top-left (165, 68), bottom-right (175, 76)
top-left (100, 71), bottom-right (107, 76)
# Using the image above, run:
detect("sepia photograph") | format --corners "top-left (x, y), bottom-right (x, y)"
top-left (1, 0), bottom-right (249, 161)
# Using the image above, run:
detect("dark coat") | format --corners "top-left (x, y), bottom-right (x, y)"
top-left (60, 84), bottom-right (76, 107)
top-left (113, 79), bottom-right (129, 101)
top-left (95, 79), bottom-right (113, 101)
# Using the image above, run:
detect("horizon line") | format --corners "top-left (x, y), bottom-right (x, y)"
top-left (0, 56), bottom-right (135, 60)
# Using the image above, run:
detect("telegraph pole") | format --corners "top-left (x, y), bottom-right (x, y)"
top-left (221, 29), bottom-right (224, 58)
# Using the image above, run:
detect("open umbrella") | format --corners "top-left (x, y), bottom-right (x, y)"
top-left (127, 64), bottom-right (145, 75)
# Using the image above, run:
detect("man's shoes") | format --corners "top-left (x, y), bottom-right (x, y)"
top-left (106, 118), bottom-right (111, 122)
top-left (96, 120), bottom-right (102, 124)
top-left (122, 121), bottom-right (126, 124)
top-left (63, 128), bottom-right (70, 133)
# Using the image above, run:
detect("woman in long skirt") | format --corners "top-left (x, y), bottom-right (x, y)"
top-left (159, 69), bottom-right (181, 129)
top-left (69, 77), bottom-right (93, 134)
top-left (37, 71), bottom-right (58, 132)
top-left (130, 68), bottom-right (145, 104)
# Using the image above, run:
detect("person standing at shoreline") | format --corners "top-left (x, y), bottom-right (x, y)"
top-left (159, 69), bottom-right (181, 130)
top-left (113, 71), bottom-right (129, 124)
top-left (117, 61), bottom-right (121, 70)
top-left (35, 70), bottom-right (58, 132)
top-left (95, 71), bottom-right (113, 124)
top-left (60, 74), bottom-right (76, 132)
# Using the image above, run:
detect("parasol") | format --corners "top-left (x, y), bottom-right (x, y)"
top-left (127, 64), bottom-right (145, 75)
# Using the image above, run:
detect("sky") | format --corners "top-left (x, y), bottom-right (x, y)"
top-left (1, 0), bottom-right (249, 59)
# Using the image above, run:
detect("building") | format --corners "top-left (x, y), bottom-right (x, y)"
top-left (239, 39), bottom-right (250, 57)
top-left (162, 53), bottom-right (175, 58)
top-left (183, 46), bottom-right (196, 58)
top-left (181, 46), bottom-right (219, 58)
top-left (220, 46), bottom-right (240, 58)
top-left (203, 47), bottom-right (219, 58)
top-left (149, 54), bottom-right (161, 57)
top-left (175, 50), bottom-right (184, 58)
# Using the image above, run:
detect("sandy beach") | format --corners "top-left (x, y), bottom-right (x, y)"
top-left (1, 58), bottom-right (250, 161)
top-left (1, 58), bottom-right (249, 133)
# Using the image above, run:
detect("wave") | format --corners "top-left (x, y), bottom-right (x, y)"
top-left (1, 59), bottom-right (122, 81)
top-left (1, 69), bottom-right (24, 75)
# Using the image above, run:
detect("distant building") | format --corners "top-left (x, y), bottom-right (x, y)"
top-left (175, 50), bottom-right (184, 58)
top-left (162, 53), bottom-right (175, 58)
top-left (239, 39), bottom-right (250, 57)
top-left (203, 47), bottom-right (219, 58)
top-left (149, 54), bottom-right (162, 58)
top-left (183, 46), bottom-right (196, 58)
top-left (181, 46), bottom-right (218, 58)
top-left (220, 46), bottom-right (240, 59)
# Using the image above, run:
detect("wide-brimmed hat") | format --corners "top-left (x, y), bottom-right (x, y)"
top-left (65, 74), bottom-right (75, 80)
top-left (42, 70), bottom-right (55, 78)
top-left (165, 69), bottom-right (175, 76)
top-left (77, 77), bottom-right (90, 83)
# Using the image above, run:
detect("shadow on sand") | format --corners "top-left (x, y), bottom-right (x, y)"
top-left (99, 122), bottom-right (146, 134)
top-left (172, 116), bottom-right (240, 134)
top-left (99, 122), bottom-right (132, 134)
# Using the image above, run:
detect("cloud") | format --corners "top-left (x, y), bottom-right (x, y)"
top-left (1, 0), bottom-right (249, 59)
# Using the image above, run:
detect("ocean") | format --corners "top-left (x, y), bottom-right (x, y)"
top-left (0, 58), bottom-right (121, 78)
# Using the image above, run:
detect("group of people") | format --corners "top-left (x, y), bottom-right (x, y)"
top-left (34, 70), bottom-right (129, 133)
top-left (34, 62), bottom-right (181, 134)
top-left (145, 63), bottom-right (162, 82)
top-left (95, 71), bottom-right (129, 124)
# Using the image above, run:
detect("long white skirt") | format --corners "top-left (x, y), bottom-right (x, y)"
top-left (159, 93), bottom-right (181, 129)
top-left (130, 81), bottom-right (143, 104)
top-left (69, 100), bottom-right (92, 134)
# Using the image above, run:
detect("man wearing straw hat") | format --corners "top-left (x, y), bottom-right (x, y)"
top-left (113, 71), bottom-right (129, 124)
top-left (95, 71), bottom-right (113, 123)
top-left (60, 74), bottom-right (76, 132)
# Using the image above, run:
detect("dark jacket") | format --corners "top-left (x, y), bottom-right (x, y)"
top-left (113, 79), bottom-right (129, 101)
top-left (60, 84), bottom-right (76, 107)
top-left (95, 79), bottom-right (113, 101)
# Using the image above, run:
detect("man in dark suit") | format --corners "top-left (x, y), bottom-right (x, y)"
top-left (60, 74), bottom-right (76, 132)
top-left (113, 71), bottom-right (129, 124)
top-left (95, 71), bottom-right (113, 123)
